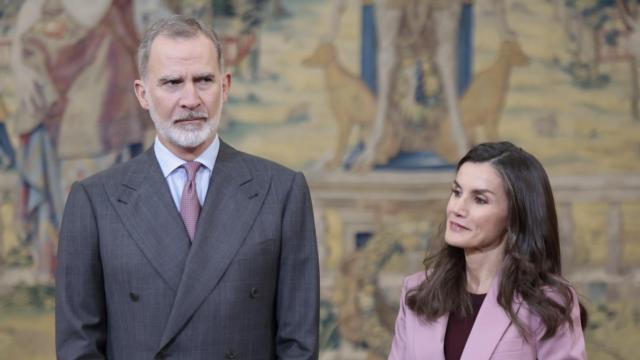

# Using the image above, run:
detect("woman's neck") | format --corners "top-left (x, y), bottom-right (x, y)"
top-left (464, 240), bottom-right (505, 294)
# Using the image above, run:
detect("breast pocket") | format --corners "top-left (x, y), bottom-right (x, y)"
top-left (222, 239), bottom-right (278, 284)
top-left (233, 237), bottom-right (275, 260)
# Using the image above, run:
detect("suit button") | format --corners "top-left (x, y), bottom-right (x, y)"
top-left (129, 292), bottom-right (140, 302)
top-left (225, 349), bottom-right (238, 359)
top-left (155, 351), bottom-right (166, 360)
top-left (249, 287), bottom-right (259, 299)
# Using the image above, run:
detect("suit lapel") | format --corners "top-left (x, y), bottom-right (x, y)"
top-left (106, 148), bottom-right (190, 291)
top-left (461, 273), bottom-right (518, 360)
top-left (159, 141), bottom-right (270, 349)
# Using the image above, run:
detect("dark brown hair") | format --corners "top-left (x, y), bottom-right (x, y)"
top-left (406, 141), bottom-right (584, 339)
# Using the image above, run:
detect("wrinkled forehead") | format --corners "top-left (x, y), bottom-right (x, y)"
top-left (147, 34), bottom-right (221, 74)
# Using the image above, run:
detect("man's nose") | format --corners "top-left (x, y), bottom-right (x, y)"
top-left (180, 83), bottom-right (201, 110)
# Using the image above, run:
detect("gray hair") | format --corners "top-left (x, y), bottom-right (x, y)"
top-left (137, 15), bottom-right (224, 79)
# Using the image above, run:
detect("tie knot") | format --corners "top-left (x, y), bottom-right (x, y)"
top-left (183, 161), bottom-right (201, 181)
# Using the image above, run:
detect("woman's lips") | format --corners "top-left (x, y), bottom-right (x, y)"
top-left (449, 220), bottom-right (470, 231)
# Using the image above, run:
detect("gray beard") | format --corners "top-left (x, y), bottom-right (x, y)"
top-left (162, 121), bottom-right (216, 148)
top-left (150, 106), bottom-right (221, 149)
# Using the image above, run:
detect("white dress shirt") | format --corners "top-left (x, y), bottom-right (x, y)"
top-left (153, 135), bottom-right (220, 210)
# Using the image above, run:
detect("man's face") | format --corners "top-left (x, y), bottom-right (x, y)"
top-left (134, 33), bottom-right (230, 157)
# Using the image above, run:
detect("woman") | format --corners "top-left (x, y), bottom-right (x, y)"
top-left (389, 142), bottom-right (586, 359)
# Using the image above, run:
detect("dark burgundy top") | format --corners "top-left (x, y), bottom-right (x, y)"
top-left (444, 292), bottom-right (487, 360)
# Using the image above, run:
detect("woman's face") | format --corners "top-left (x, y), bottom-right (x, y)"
top-left (445, 162), bottom-right (509, 252)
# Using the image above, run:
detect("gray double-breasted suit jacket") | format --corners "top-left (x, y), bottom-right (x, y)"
top-left (55, 140), bottom-right (319, 359)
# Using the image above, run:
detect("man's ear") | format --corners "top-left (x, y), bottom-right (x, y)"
top-left (222, 72), bottom-right (232, 102)
top-left (133, 80), bottom-right (150, 110)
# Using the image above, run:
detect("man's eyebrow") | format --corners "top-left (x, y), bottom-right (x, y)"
top-left (157, 75), bottom-right (182, 84)
top-left (193, 73), bottom-right (215, 80)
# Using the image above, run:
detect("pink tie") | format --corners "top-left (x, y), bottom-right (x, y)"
top-left (180, 161), bottom-right (202, 241)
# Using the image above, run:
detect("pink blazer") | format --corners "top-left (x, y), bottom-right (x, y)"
top-left (388, 272), bottom-right (586, 360)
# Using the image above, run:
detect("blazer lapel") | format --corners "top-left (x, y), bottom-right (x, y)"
top-left (106, 148), bottom-right (190, 291)
top-left (416, 314), bottom-right (448, 360)
top-left (461, 273), bottom-right (519, 360)
top-left (159, 142), bottom-right (271, 349)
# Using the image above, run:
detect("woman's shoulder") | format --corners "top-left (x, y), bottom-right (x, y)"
top-left (540, 276), bottom-right (579, 305)
top-left (402, 271), bottom-right (427, 290)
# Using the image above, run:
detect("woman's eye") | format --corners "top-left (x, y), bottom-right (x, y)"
top-left (474, 197), bottom-right (487, 204)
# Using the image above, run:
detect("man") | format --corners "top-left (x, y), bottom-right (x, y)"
top-left (56, 15), bottom-right (319, 359)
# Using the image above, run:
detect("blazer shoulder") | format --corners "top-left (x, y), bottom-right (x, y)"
top-left (403, 271), bottom-right (427, 290)
top-left (225, 141), bottom-right (298, 179)
top-left (538, 277), bottom-right (579, 308)
top-left (78, 150), bottom-right (151, 188)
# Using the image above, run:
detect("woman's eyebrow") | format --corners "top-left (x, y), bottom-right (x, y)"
top-left (453, 181), bottom-right (496, 195)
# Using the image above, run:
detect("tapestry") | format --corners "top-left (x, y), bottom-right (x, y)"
top-left (0, 0), bottom-right (639, 358)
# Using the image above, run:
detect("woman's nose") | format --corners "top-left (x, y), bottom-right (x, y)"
top-left (449, 197), bottom-right (467, 217)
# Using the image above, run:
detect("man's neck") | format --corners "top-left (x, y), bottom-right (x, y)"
top-left (160, 136), bottom-right (215, 162)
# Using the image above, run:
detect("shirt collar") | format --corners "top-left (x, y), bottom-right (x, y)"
top-left (154, 135), bottom-right (220, 178)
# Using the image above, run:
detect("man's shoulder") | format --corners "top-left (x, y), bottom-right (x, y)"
top-left (78, 150), bottom-right (151, 187)
top-left (224, 142), bottom-right (298, 178)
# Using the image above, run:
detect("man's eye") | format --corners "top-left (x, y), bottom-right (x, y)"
top-left (451, 189), bottom-right (461, 197)
top-left (197, 77), bottom-right (214, 84)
